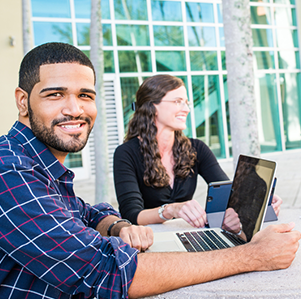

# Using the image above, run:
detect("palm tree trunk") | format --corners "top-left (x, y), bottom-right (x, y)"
top-left (222, 0), bottom-right (260, 168)
top-left (22, 0), bottom-right (33, 55)
top-left (90, 0), bottom-right (110, 203)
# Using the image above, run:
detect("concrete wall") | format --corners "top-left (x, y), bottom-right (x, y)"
top-left (0, 0), bottom-right (23, 135)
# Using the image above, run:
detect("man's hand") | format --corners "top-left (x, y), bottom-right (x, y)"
top-left (249, 222), bottom-right (301, 271)
top-left (119, 225), bottom-right (154, 252)
top-left (222, 208), bottom-right (241, 234)
top-left (272, 194), bottom-right (282, 216)
top-left (165, 199), bottom-right (207, 228)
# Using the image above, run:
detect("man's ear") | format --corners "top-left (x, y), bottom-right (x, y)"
top-left (15, 87), bottom-right (29, 117)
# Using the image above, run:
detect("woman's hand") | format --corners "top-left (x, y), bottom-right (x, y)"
top-left (164, 200), bottom-right (207, 228)
top-left (222, 208), bottom-right (241, 234)
top-left (272, 194), bottom-right (282, 216)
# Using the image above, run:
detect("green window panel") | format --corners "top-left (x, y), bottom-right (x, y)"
top-left (156, 51), bottom-right (186, 72)
top-left (185, 3), bottom-right (214, 23)
top-left (152, 0), bottom-right (182, 22)
top-left (255, 74), bottom-right (282, 153)
top-left (253, 51), bottom-right (275, 70)
top-left (33, 22), bottom-right (73, 46)
top-left (31, 0), bottom-right (70, 18)
top-left (276, 29), bottom-right (298, 48)
top-left (116, 25), bottom-right (150, 46)
top-left (278, 50), bottom-right (300, 69)
top-left (274, 7), bottom-right (296, 26)
top-left (221, 51), bottom-right (227, 70)
top-left (192, 75), bottom-right (226, 158)
top-left (280, 73), bottom-right (301, 149)
top-left (153, 26), bottom-right (184, 46)
top-left (114, 0), bottom-right (147, 20)
top-left (250, 0), bottom-right (270, 3)
top-left (82, 50), bottom-right (115, 73)
top-left (252, 28), bottom-right (274, 47)
top-left (64, 153), bottom-right (83, 168)
top-left (190, 51), bottom-right (218, 71)
top-left (274, 0), bottom-right (295, 5)
top-left (76, 23), bottom-right (112, 46)
top-left (250, 6), bottom-right (271, 25)
top-left (187, 26), bottom-right (216, 47)
top-left (120, 77), bottom-right (140, 129)
top-left (118, 51), bottom-right (152, 73)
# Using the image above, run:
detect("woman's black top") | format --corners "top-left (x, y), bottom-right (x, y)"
top-left (113, 137), bottom-right (228, 224)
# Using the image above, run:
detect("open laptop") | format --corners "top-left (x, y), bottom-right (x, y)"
top-left (147, 154), bottom-right (277, 252)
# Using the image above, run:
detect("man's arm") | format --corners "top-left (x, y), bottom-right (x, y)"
top-left (96, 215), bottom-right (153, 252)
top-left (128, 223), bottom-right (301, 298)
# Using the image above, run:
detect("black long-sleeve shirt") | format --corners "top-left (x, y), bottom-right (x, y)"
top-left (113, 137), bottom-right (228, 224)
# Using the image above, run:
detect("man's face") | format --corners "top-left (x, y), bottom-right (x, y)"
top-left (26, 63), bottom-right (97, 162)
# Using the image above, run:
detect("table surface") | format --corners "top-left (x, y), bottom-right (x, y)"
top-left (142, 208), bottom-right (301, 299)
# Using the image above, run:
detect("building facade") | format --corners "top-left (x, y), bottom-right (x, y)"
top-left (2, 0), bottom-right (301, 180)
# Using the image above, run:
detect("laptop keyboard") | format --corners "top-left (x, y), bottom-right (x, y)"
top-left (176, 230), bottom-right (245, 252)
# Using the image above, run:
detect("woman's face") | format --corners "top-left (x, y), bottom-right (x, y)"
top-left (154, 86), bottom-right (190, 133)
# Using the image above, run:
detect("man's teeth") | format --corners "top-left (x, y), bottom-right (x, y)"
top-left (61, 124), bottom-right (81, 129)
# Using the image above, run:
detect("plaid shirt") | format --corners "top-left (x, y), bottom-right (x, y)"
top-left (0, 121), bottom-right (138, 299)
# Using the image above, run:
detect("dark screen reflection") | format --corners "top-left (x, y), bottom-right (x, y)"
top-left (227, 156), bottom-right (274, 242)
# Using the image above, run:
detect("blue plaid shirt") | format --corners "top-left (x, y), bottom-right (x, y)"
top-left (0, 121), bottom-right (138, 299)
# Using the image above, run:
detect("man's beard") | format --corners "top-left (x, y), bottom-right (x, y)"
top-left (28, 102), bottom-right (93, 153)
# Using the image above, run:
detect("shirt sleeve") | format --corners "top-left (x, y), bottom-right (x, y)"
top-left (192, 139), bottom-right (229, 183)
top-left (113, 143), bottom-right (144, 224)
top-left (0, 163), bottom-right (138, 299)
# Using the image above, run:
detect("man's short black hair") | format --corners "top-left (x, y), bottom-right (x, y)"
top-left (19, 42), bottom-right (96, 97)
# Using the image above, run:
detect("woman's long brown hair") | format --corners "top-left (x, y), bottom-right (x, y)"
top-left (125, 75), bottom-right (197, 187)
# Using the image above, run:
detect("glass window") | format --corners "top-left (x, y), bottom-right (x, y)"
top-left (190, 51), bottom-right (218, 71)
top-left (185, 3), bottom-right (214, 23)
top-left (76, 23), bottom-right (112, 46)
top-left (252, 28), bottom-right (274, 47)
top-left (114, 0), bottom-right (147, 20)
top-left (250, 6), bottom-right (271, 25)
top-left (217, 4), bottom-right (223, 23)
top-left (118, 51), bottom-right (152, 72)
top-left (253, 51), bottom-right (275, 70)
top-left (31, 0), bottom-right (70, 18)
top-left (250, 0), bottom-right (270, 2)
top-left (254, 74), bottom-right (282, 152)
top-left (219, 27), bottom-right (225, 47)
top-left (280, 73), bottom-right (301, 149)
top-left (278, 50), bottom-right (300, 69)
top-left (276, 29), bottom-right (298, 48)
top-left (152, 0), bottom-right (182, 22)
top-left (274, 0), bottom-right (295, 4)
top-left (221, 51), bottom-right (227, 70)
top-left (116, 25), bottom-right (149, 46)
top-left (156, 51), bottom-right (186, 71)
top-left (153, 26), bottom-right (184, 46)
top-left (33, 22), bottom-right (73, 46)
top-left (74, 0), bottom-right (91, 19)
top-left (274, 8), bottom-right (296, 26)
top-left (76, 23), bottom-right (90, 46)
top-left (64, 153), bottom-right (83, 168)
top-left (187, 26), bottom-right (216, 47)
top-left (102, 0), bottom-right (111, 19)
top-left (192, 75), bottom-right (226, 158)
top-left (83, 50), bottom-right (115, 73)
top-left (120, 77), bottom-right (140, 129)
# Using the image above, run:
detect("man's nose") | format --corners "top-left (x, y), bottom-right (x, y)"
top-left (61, 95), bottom-right (84, 116)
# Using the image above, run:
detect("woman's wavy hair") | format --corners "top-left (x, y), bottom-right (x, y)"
top-left (125, 75), bottom-right (197, 187)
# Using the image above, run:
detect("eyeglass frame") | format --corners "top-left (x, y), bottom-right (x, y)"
top-left (160, 99), bottom-right (192, 108)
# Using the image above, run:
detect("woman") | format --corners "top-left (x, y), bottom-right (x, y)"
top-left (113, 75), bottom-right (281, 232)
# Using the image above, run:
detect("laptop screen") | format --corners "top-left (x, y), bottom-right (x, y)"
top-left (226, 155), bottom-right (276, 241)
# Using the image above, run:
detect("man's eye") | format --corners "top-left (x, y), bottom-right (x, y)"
top-left (49, 93), bottom-right (61, 97)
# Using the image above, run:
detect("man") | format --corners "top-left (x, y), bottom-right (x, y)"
top-left (0, 42), bottom-right (300, 299)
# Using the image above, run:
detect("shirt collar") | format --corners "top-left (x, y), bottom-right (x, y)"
top-left (9, 121), bottom-right (70, 181)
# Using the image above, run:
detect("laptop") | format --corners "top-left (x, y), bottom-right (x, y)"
top-left (147, 154), bottom-right (277, 252)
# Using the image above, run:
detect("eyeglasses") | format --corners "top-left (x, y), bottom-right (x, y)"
top-left (161, 100), bottom-right (192, 108)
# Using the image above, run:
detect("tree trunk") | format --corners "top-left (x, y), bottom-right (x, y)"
top-left (22, 0), bottom-right (33, 55)
top-left (90, 0), bottom-right (110, 203)
top-left (222, 0), bottom-right (260, 168)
